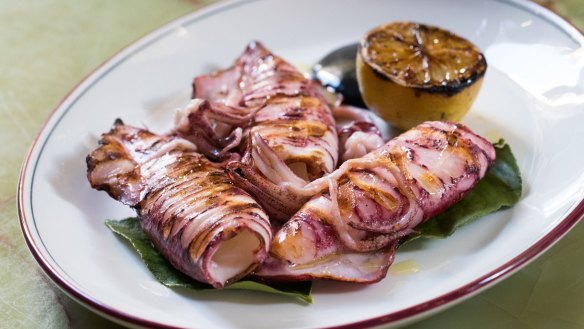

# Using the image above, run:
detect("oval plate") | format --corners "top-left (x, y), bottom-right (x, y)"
top-left (18, 0), bottom-right (584, 328)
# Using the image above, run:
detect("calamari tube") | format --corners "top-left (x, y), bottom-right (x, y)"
top-left (255, 195), bottom-right (398, 283)
top-left (86, 120), bottom-right (272, 288)
top-left (186, 41), bottom-right (339, 221)
top-left (255, 121), bottom-right (495, 282)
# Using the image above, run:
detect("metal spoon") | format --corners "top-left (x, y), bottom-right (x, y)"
top-left (311, 43), bottom-right (366, 108)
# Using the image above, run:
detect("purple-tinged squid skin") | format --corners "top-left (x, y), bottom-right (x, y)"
top-left (255, 195), bottom-right (398, 283)
top-left (338, 120), bottom-right (385, 162)
top-left (331, 105), bottom-right (386, 162)
top-left (255, 121), bottom-right (495, 283)
top-left (86, 120), bottom-right (272, 288)
top-left (174, 99), bottom-right (253, 161)
top-left (179, 41), bottom-right (339, 221)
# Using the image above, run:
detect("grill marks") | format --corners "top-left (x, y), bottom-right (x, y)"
top-left (255, 121), bottom-right (495, 283)
top-left (86, 122), bottom-right (272, 288)
top-left (188, 42), bottom-right (338, 174)
top-left (181, 42), bottom-right (339, 221)
top-left (87, 40), bottom-right (496, 288)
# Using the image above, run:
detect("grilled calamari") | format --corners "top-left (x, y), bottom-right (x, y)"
top-left (334, 105), bottom-right (385, 162)
top-left (86, 120), bottom-right (272, 288)
top-left (255, 121), bottom-right (496, 283)
top-left (176, 41), bottom-right (339, 221)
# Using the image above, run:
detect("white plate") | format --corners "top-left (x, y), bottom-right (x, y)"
top-left (18, 0), bottom-right (584, 328)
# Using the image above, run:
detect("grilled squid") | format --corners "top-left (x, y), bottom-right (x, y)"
top-left (86, 120), bottom-right (272, 288)
top-left (177, 41), bottom-right (339, 221)
top-left (174, 99), bottom-right (254, 160)
top-left (333, 105), bottom-right (385, 162)
top-left (255, 121), bottom-right (496, 283)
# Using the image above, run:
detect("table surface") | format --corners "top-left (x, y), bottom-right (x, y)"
top-left (1, 0), bottom-right (583, 328)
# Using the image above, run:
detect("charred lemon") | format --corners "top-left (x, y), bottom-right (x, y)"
top-left (357, 21), bottom-right (487, 130)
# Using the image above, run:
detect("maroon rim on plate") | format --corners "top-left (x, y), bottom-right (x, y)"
top-left (17, 0), bottom-right (584, 328)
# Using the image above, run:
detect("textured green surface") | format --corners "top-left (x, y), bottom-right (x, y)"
top-left (0, 1), bottom-right (209, 328)
top-left (1, 0), bottom-right (583, 328)
top-left (105, 218), bottom-right (313, 303)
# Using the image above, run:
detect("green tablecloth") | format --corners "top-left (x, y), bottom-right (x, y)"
top-left (1, 1), bottom-right (582, 328)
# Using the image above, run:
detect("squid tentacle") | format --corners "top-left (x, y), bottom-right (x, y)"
top-left (174, 99), bottom-right (256, 160)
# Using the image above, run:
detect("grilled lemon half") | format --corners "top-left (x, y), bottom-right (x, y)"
top-left (357, 21), bottom-right (487, 130)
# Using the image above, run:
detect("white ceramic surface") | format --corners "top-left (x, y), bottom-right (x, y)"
top-left (18, 0), bottom-right (584, 328)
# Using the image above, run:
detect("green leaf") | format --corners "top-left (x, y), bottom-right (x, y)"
top-left (405, 139), bottom-right (522, 242)
top-left (105, 140), bottom-right (520, 302)
top-left (228, 280), bottom-right (312, 303)
top-left (105, 218), bottom-right (312, 303)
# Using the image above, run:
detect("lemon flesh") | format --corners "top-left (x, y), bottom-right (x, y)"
top-left (357, 22), bottom-right (487, 130)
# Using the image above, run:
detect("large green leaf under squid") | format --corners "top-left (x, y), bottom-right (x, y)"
top-left (105, 139), bottom-right (520, 302)
top-left (105, 218), bottom-right (312, 303)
